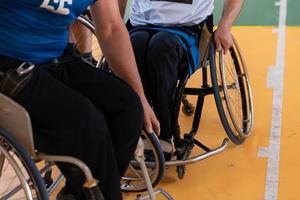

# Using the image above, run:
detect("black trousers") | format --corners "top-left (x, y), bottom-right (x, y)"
top-left (130, 30), bottom-right (187, 141)
top-left (0, 56), bottom-right (143, 200)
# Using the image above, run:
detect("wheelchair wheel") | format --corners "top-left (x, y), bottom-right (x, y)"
top-left (121, 132), bottom-right (165, 192)
top-left (71, 15), bottom-right (104, 68)
top-left (0, 128), bottom-right (48, 200)
top-left (209, 36), bottom-right (254, 145)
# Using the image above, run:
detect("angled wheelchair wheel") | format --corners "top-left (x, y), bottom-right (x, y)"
top-left (121, 132), bottom-right (165, 192)
top-left (209, 36), bottom-right (254, 145)
top-left (0, 128), bottom-right (48, 200)
top-left (71, 15), bottom-right (104, 68)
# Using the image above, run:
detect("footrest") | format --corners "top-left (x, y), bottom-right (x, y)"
top-left (136, 188), bottom-right (173, 200)
top-left (165, 138), bottom-right (229, 166)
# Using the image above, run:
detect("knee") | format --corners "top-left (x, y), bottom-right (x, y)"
top-left (130, 31), bottom-right (151, 52)
top-left (117, 88), bottom-right (144, 140)
top-left (147, 31), bottom-right (180, 59)
top-left (124, 88), bottom-right (144, 122)
top-left (130, 31), bottom-right (150, 43)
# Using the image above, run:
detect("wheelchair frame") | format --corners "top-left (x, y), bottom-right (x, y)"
top-left (164, 22), bottom-right (228, 178)
top-left (165, 21), bottom-right (253, 178)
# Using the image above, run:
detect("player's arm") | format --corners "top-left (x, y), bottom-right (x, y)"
top-left (215, 0), bottom-right (244, 54)
top-left (90, 0), bottom-right (160, 134)
top-left (118, 0), bottom-right (128, 18)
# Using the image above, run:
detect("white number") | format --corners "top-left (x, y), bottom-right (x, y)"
top-left (40, 0), bottom-right (73, 15)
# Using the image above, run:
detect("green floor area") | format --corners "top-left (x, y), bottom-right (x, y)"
top-left (125, 0), bottom-right (300, 26)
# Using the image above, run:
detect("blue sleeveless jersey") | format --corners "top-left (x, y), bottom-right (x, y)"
top-left (0, 0), bottom-right (95, 64)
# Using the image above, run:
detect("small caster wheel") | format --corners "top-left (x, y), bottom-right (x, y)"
top-left (177, 165), bottom-right (186, 179)
top-left (181, 96), bottom-right (194, 116)
top-left (181, 104), bottom-right (194, 116)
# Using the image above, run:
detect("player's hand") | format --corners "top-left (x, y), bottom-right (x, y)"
top-left (214, 25), bottom-right (233, 54)
top-left (140, 97), bottom-right (160, 135)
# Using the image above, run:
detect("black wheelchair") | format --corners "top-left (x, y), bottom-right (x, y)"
top-left (74, 14), bottom-right (254, 180)
top-left (167, 20), bottom-right (254, 178)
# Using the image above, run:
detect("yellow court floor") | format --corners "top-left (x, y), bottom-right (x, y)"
top-left (123, 26), bottom-right (300, 200)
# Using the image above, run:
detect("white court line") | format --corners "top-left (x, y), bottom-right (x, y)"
top-left (257, 0), bottom-right (287, 200)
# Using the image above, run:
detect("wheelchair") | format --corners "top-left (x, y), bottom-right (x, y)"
top-left (166, 19), bottom-right (254, 178)
top-left (71, 13), bottom-right (254, 187)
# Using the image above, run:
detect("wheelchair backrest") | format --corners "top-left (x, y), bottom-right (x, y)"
top-left (0, 93), bottom-right (36, 157)
top-left (198, 14), bottom-right (214, 67)
top-left (198, 22), bottom-right (212, 67)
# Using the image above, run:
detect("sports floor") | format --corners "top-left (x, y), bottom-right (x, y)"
top-left (124, 0), bottom-right (300, 199)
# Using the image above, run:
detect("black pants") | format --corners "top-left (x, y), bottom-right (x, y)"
top-left (0, 56), bottom-right (143, 200)
top-left (130, 30), bottom-right (187, 141)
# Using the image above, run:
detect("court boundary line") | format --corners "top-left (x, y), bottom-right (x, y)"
top-left (258, 0), bottom-right (287, 200)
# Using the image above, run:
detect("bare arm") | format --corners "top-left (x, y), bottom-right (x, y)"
top-left (90, 0), bottom-right (160, 134)
top-left (215, 0), bottom-right (244, 53)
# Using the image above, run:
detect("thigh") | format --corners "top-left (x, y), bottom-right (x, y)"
top-left (146, 30), bottom-right (186, 88)
top-left (146, 31), bottom-right (185, 98)
top-left (130, 30), bottom-right (152, 69)
top-left (130, 30), bottom-right (153, 98)
top-left (62, 61), bottom-right (143, 138)
top-left (147, 30), bottom-right (185, 65)
top-left (62, 60), bottom-right (142, 117)
top-left (9, 62), bottom-right (123, 200)
top-left (14, 66), bottom-right (109, 157)
top-left (61, 61), bottom-right (143, 175)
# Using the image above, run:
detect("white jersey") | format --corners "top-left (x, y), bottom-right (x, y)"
top-left (129, 0), bottom-right (214, 26)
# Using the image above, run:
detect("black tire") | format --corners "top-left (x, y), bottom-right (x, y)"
top-left (0, 128), bottom-right (48, 200)
top-left (176, 165), bottom-right (186, 180)
top-left (121, 132), bottom-right (165, 192)
top-left (209, 37), bottom-right (253, 145)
